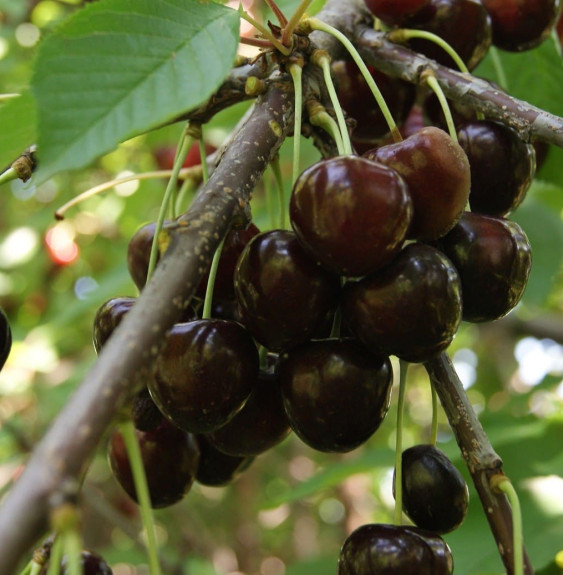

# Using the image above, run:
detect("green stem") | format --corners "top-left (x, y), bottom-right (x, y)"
top-left (62, 529), bottom-right (83, 575)
top-left (489, 46), bottom-right (509, 91)
top-left (0, 167), bottom-right (18, 186)
top-left (281, 0), bottom-right (312, 46)
top-left (496, 478), bottom-right (523, 575)
top-left (394, 360), bottom-right (409, 525)
top-left (201, 234), bottom-right (227, 320)
top-left (238, 7), bottom-right (290, 55)
top-left (18, 561), bottom-right (33, 575)
top-left (309, 106), bottom-right (345, 155)
top-left (29, 563), bottom-right (43, 575)
top-left (119, 421), bottom-right (162, 575)
top-left (315, 53), bottom-right (352, 155)
top-left (259, 345), bottom-right (269, 369)
top-left (307, 18), bottom-right (402, 143)
top-left (263, 0), bottom-right (287, 27)
top-left (46, 536), bottom-right (63, 575)
top-left (424, 74), bottom-right (458, 143)
top-left (146, 128), bottom-right (194, 283)
top-left (430, 382), bottom-right (438, 446)
top-left (270, 155), bottom-right (286, 229)
top-left (265, 175), bottom-right (276, 230)
top-left (199, 127), bottom-right (209, 184)
top-left (390, 29), bottom-right (469, 74)
top-left (289, 63), bottom-right (303, 185)
top-left (174, 177), bottom-right (196, 216)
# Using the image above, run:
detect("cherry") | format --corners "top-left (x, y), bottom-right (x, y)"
top-left (92, 296), bottom-right (136, 353)
top-left (40, 550), bottom-right (113, 575)
top-left (481, 0), bottom-right (561, 52)
top-left (401, 0), bottom-right (492, 71)
top-left (436, 212), bottom-right (532, 323)
top-left (457, 120), bottom-right (536, 216)
top-left (279, 339), bottom-right (393, 453)
top-left (107, 420), bottom-right (200, 508)
top-left (195, 435), bottom-right (254, 487)
top-left (365, 126), bottom-right (471, 240)
top-left (338, 523), bottom-right (453, 574)
top-left (396, 444), bottom-right (469, 534)
top-left (234, 230), bottom-right (341, 352)
top-left (131, 387), bottom-right (164, 432)
top-left (290, 156), bottom-right (413, 276)
top-left (0, 307), bottom-right (12, 371)
top-left (333, 60), bottom-right (416, 153)
top-left (149, 319), bottom-right (258, 434)
top-left (363, 0), bottom-right (430, 27)
top-left (153, 142), bottom-right (216, 171)
top-left (342, 243), bottom-right (462, 363)
top-left (206, 364), bottom-right (291, 457)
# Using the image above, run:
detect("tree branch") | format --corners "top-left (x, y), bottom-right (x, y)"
top-left (0, 83), bottom-right (294, 575)
top-left (425, 353), bottom-right (534, 575)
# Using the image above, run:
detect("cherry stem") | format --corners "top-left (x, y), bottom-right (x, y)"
top-left (489, 46), bottom-right (510, 92)
top-left (393, 359), bottom-right (409, 526)
top-left (0, 167), bottom-right (18, 186)
top-left (265, 174), bottom-right (277, 230)
top-left (422, 72), bottom-right (458, 143)
top-left (175, 177), bottom-right (196, 216)
top-left (306, 17), bottom-right (402, 143)
top-left (281, 0), bottom-right (312, 47)
top-left (270, 154), bottom-right (287, 229)
top-left (62, 529), bottom-right (83, 575)
top-left (239, 36), bottom-right (275, 50)
top-left (259, 345), bottom-right (269, 369)
top-left (263, 0), bottom-right (288, 27)
top-left (289, 62), bottom-right (304, 185)
top-left (46, 536), bottom-right (63, 575)
top-left (430, 381), bottom-right (438, 446)
top-left (238, 7), bottom-right (290, 55)
top-left (199, 127), bottom-right (209, 184)
top-left (308, 103), bottom-right (345, 155)
top-left (314, 52), bottom-right (353, 155)
top-left (493, 478), bottom-right (524, 575)
top-left (29, 563), bottom-right (43, 575)
top-left (18, 561), bottom-right (33, 575)
top-left (118, 421), bottom-right (162, 575)
top-left (146, 125), bottom-right (197, 283)
top-left (201, 233), bottom-right (227, 320)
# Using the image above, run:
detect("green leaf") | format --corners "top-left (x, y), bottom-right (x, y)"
top-left (0, 91), bottom-right (37, 171)
top-left (32, 0), bottom-right (240, 182)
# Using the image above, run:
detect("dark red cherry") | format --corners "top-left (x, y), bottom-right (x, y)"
top-left (364, 0), bottom-right (430, 26)
top-left (107, 420), bottom-right (200, 508)
top-left (457, 120), bottom-right (536, 216)
top-left (482, 0), bottom-right (561, 51)
top-left (365, 126), bottom-right (471, 240)
top-left (40, 550), bottom-right (113, 575)
top-left (153, 142), bottom-right (216, 171)
top-left (290, 156), bottom-right (413, 276)
top-left (92, 297), bottom-right (136, 353)
top-left (206, 365), bottom-right (291, 457)
top-left (342, 243), bottom-right (462, 362)
top-left (149, 319), bottom-right (258, 433)
top-left (436, 212), bottom-right (532, 323)
top-left (0, 307), bottom-right (12, 372)
top-left (131, 387), bottom-right (164, 432)
top-left (279, 339), bottom-right (393, 453)
top-left (234, 230), bottom-right (341, 352)
top-left (396, 444), bottom-right (469, 534)
top-left (195, 435), bottom-right (254, 486)
top-left (333, 60), bottom-right (416, 152)
top-left (338, 523), bottom-right (453, 574)
top-left (402, 0), bottom-right (492, 71)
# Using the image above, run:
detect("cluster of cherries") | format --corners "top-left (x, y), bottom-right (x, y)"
top-left (85, 0), bottom-right (560, 572)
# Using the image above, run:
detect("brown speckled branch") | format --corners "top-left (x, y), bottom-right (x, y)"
top-left (0, 83), bottom-right (294, 575)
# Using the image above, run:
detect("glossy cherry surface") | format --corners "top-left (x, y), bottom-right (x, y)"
top-left (364, 0), bottom-right (430, 26)
top-left (196, 435), bottom-right (254, 487)
top-left (366, 126), bottom-right (471, 240)
top-left (131, 387), bottom-right (164, 432)
top-left (92, 297), bottom-right (136, 353)
top-left (41, 550), bottom-right (113, 575)
top-left (279, 338), bottom-right (393, 453)
top-left (234, 230), bottom-right (341, 352)
top-left (290, 156), bottom-right (413, 276)
top-left (457, 120), bottom-right (536, 216)
top-left (342, 243), bottom-right (462, 362)
top-left (149, 319), bottom-right (258, 434)
top-left (482, 0), bottom-right (561, 51)
top-left (0, 307), bottom-right (12, 372)
top-left (207, 365), bottom-right (291, 457)
top-left (108, 420), bottom-right (200, 508)
top-left (338, 523), bottom-right (454, 574)
top-left (397, 444), bottom-right (469, 534)
top-left (436, 212), bottom-right (532, 322)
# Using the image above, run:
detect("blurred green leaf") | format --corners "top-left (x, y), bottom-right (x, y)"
top-left (0, 92), bottom-right (36, 171)
top-left (32, 0), bottom-right (239, 181)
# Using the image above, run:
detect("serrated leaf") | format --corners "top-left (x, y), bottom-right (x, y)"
top-left (32, 0), bottom-right (239, 182)
top-left (0, 91), bottom-right (37, 171)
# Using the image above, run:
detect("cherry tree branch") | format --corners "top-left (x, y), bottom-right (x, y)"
top-left (0, 83), bottom-right (294, 575)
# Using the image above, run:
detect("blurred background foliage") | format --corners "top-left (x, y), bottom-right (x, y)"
top-left (0, 1), bottom-right (563, 574)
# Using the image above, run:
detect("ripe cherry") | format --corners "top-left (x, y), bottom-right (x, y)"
top-left (436, 212), bottom-right (532, 323)
top-left (342, 243), bottom-right (462, 362)
top-left (396, 444), bottom-right (469, 534)
top-left (92, 297), bottom-right (136, 353)
top-left (149, 319), bottom-right (258, 434)
top-left (279, 339), bottom-right (393, 453)
top-left (338, 523), bottom-right (454, 574)
top-left (234, 230), bottom-right (341, 352)
top-left (0, 307), bottom-right (12, 372)
top-left (363, 0), bottom-right (430, 26)
top-left (365, 126), bottom-right (471, 240)
top-left (40, 550), bottom-right (113, 575)
top-left (290, 156), bottom-right (413, 276)
top-left (108, 420), bottom-right (200, 508)
top-left (196, 435), bottom-right (254, 487)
